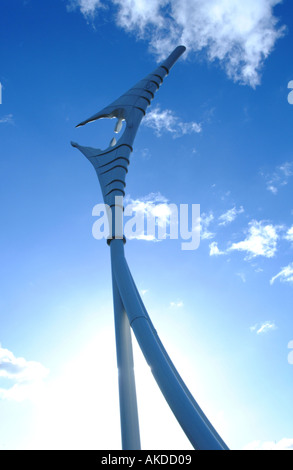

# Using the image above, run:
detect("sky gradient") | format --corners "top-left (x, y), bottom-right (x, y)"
top-left (0, 0), bottom-right (293, 450)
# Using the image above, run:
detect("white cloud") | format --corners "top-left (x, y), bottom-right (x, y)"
top-left (113, 0), bottom-right (167, 32)
top-left (244, 438), bottom-right (293, 450)
top-left (132, 233), bottom-right (158, 241)
top-left (200, 212), bottom-right (215, 240)
top-left (257, 321), bottom-right (276, 334)
top-left (166, 0), bottom-right (285, 87)
top-left (69, 0), bottom-right (286, 87)
top-left (121, 193), bottom-right (200, 250)
top-left (169, 301), bottom-right (184, 308)
top-left (125, 192), bottom-right (168, 205)
top-left (209, 241), bottom-right (226, 256)
top-left (284, 226), bottom-right (293, 243)
top-left (280, 162), bottom-right (293, 178)
top-left (67, 0), bottom-right (104, 17)
top-left (125, 192), bottom-right (171, 219)
top-left (228, 220), bottom-right (280, 259)
top-left (124, 192), bottom-right (173, 241)
top-left (250, 321), bottom-right (277, 335)
top-left (218, 206), bottom-right (244, 226)
top-left (262, 162), bottom-right (293, 195)
top-left (143, 106), bottom-right (202, 138)
top-left (270, 263), bottom-right (293, 285)
top-left (267, 184), bottom-right (278, 195)
top-left (0, 345), bottom-right (49, 402)
top-left (0, 114), bottom-right (14, 125)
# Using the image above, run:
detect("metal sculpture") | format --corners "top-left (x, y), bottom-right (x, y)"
top-left (71, 46), bottom-right (228, 451)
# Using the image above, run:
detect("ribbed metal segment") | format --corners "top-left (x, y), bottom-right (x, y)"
top-left (71, 46), bottom-right (186, 208)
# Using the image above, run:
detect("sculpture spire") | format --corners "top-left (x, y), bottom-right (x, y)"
top-left (72, 46), bottom-right (229, 451)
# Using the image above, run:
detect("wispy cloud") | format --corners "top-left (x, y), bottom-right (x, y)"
top-left (201, 205), bottom-right (244, 247)
top-left (218, 206), bottom-right (244, 226)
top-left (200, 212), bottom-right (215, 240)
top-left (0, 344), bottom-right (49, 401)
top-left (284, 226), bottom-right (293, 243)
top-left (143, 106), bottom-right (202, 138)
top-left (250, 321), bottom-right (277, 335)
top-left (236, 272), bottom-right (246, 283)
top-left (244, 438), bottom-right (293, 450)
top-left (0, 114), bottom-right (14, 125)
top-left (270, 263), bottom-right (293, 285)
top-left (67, 0), bottom-right (104, 17)
top-left (262, 162), bottom-right (293, 195)
top-left (209, 241), bottom-right (225, 257)
top-left (68, 0), bottom-right (285, 87)
top-left (169, 300), bottom-right (184, 308)
top-left (228, 220), bottom-right (280, 260)
top-left (124, 192), bottom-right (173, 242)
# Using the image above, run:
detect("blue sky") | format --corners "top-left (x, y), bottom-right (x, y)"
top-left (0, 0), bottom-right (293, 450)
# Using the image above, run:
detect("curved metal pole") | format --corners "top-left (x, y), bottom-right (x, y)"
top-left (111, 266), bottom-right (141, 450)
top-left (124, 263), bottom-right (228, 451)
top-left (110, 238), bottom-right (228, 451)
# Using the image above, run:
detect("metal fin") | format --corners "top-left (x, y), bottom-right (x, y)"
top-left (75, 46), bottom-right (186, 129)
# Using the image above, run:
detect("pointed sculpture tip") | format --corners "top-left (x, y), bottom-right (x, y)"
top-left (177, 45), bottom-right (187, 53)
top-left (71, 141), bottom-right (78, 148)
top-left (161, 45), bottom-right (187, 72)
